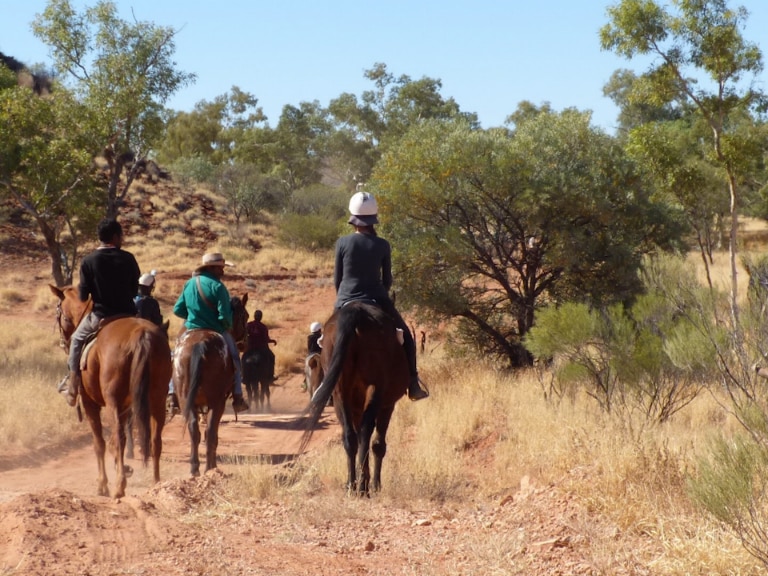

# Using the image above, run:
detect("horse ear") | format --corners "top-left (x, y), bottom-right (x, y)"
top-left (162, 320), bottom-right (170, 335)
top-left (241, 293), bottom-right (248, 306)
top-left (49, 284), bottom-right (65, 301)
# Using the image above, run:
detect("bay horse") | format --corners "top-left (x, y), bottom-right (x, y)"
top-left (242, 347), bottom-right (275, 412)
top-left (301, 301), bottom-right (408, 496)
top-left (50, 285), bottom-right (172, 498)
top-left (172, 294), bottom-right (248, 477)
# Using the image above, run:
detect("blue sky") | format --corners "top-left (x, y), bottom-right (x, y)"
top-left (2, 1), bottom-right (768, 134)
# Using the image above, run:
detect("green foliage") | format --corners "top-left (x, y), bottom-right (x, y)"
top-left (326, 63), bottom-right (478, 188)
top-left (156, 87), bottom-right (266, 166)
top-left (212, 163), bottom-right (285, 225)
top-left (0, 65), bottom-right (16, 90)
top-left (601, 0), bottom-right (766, 317)
top-left (276, 213), bottom-right (343, 252)
top-left (525, 254), bottom-right (713, 422)
top-left (373, 111), bottom-right (685, 367)
top-left (33, 0), bottom-right (196, 218)
top-left (0, 83), bottom-right (104, 285)
top-left (285, 184), bottom-right (349, 220)
top-left (689, 433), bottom-right (768, 568)
top-left (168, 155), bottom-right (216, 188)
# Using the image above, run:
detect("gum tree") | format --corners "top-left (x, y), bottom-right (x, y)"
top-left (32, 0), bottom-right (195, 218)
top-left (373, 112), bottom-right (685, 366)
top-left (600, 0), bottom-right (765, 323)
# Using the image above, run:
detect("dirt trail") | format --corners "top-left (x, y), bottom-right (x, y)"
top-left (0, 374), bottom-right (329, 502)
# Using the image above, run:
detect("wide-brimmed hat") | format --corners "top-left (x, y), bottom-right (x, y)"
top-left (198, 252), bottom-right (233, 269)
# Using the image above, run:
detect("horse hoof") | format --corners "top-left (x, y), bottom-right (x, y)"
top-left (123, 465), bottom-right (133, 478)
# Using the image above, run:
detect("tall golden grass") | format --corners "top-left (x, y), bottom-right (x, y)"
top-left (3, 191), bottom-right (768, 573)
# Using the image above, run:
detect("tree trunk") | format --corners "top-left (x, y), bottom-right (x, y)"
top-left (36, 217), bottom-right (66, 286)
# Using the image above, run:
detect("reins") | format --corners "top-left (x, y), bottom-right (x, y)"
top-left (55, 293), bottom-right (92, 350)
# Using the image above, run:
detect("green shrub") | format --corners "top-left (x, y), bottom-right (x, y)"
top-left (169, 155), bottom-right (216, 188)
top-left (277, 213), bottom-right (343, 252)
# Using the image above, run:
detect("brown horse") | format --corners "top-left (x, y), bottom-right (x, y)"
top-left (301, 301), bottom-right (408, 495)
top-left (172, 294), bottom-right (248, 476)
top-left (50, 285), bottom-right (172, 498)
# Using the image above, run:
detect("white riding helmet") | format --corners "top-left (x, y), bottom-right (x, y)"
top-left (138, 271), bottom-right (156, 287)
top-left (348, 192), bottom-right (379, 226)
top-left (310, 321), bottom-right (322, 333)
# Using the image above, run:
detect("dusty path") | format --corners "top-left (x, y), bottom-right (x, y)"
top-left (0, 374), bottom-right (330, 502)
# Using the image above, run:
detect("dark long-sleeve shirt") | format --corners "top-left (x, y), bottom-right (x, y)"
top-left (135, 295), bottom-right (163, 326)
top-left (78, 246), bottom-right (140, 318)
top-left (334, 231), bottom-right (393, 307)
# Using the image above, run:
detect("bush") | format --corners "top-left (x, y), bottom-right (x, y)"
top-left (169, 155), bottom-right (216, 188)
top-left (276, 213), bottom-right (343, 252)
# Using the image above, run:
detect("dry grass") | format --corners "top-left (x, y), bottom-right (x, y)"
top-left (0, 323), bottom-right (82, 448)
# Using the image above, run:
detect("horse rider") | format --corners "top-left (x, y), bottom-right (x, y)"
top-left (245, 309), bottom-right (278, 382)
top-left (312, 190), bottom-right (429, 401)
top-left (135, 270), bottom-right (163, 326)
top-left (307, 321), bottom-right (322, 355)
top-left (59, 218), bottom-right (141, 406)
top-left (173, 252), bottom-right (249, 414)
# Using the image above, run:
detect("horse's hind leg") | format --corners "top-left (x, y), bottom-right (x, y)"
top-left (340, 421), bottom-right (358, 494)
top-left (111, 407), bottom-right (130, 498)
top-left (83, 402), bottom-right (109, 497)
top-left (357, 412), bottom-right (378, 497)
top-left (371, 408), bottom-right (394, 493)
top-left (205, 407), bottom-right (225, 472)
top-left (188, 416), bottom-right (201, 477)
top-left (150, 395), bottom-right (165, 483)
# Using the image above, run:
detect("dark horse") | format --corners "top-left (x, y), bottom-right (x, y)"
top-left (301, 301), bottom-right (408, 496)
top-left (172, 294), bottom-right (248, 477)
top-left (50, 285), bottom-right (172, 498)
top-left (242, 346), bottom-right (274, 412)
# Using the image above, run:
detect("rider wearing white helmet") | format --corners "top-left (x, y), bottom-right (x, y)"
top-left (135, 270), bottom-right (163, 326)
top-left (316, 190), bottom-right (429, 401)
top-left (307, 321), bottom-right (322, 355)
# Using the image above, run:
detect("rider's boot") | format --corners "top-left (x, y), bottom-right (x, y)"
top-left (232, 393), bottom-right (249, 413)
top-left (65, 370), bottom-right (81, 407)
top-left (407, 375), bottom-right (429, 401)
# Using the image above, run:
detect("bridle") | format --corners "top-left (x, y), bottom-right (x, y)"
top-left (54, 295), bottom-right (91, 352)
top-left (231, 300), bottom-right (249, 350)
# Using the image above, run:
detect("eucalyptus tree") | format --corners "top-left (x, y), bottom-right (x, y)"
top-left (32, 0), bottom-right (195, 218)
top-left (157, 87), bottom-right (266, 166)
top-left (0, 78), bottom-right (103, 285)
top-left (372, 111), bottom-right (685, 367)
top-left (326, 63), bottom-right (478, 189)
top-left (600, 0), bottom-right (765, 322)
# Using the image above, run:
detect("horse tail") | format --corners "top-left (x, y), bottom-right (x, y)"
top-left (183, 340), bottom-right (206, 422)
top-left (301, 305), bottom-right (361, 452)
top-left (130, 330), bottom-right (153, 466)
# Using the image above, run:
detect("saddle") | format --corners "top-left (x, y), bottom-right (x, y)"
top-left (80, 314), bottom-right (135, 371)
